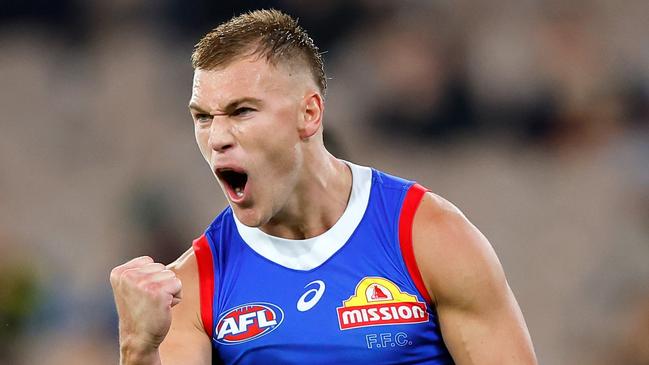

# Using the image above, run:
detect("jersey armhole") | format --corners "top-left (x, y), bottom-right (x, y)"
top-left (398, 183), bottom-right (433, 304)
top-left (192, 234), bottom-right (215, 338)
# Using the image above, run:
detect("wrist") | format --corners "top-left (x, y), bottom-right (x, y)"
top-left (120, 336), bottom-right (162, 365)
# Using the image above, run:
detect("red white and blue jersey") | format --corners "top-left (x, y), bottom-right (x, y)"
top-left (193, 163), bottom-right (455, 364)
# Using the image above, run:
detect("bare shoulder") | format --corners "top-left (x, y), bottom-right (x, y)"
top-left (411, 192), bottom-right (538, 363)
top-left (412, 192), bottom-right (507, 307)
top-left (165, 246), bottom-right (201, 328)
top-left (167, 247), bottom-right (199, 283)
top-left (159, 246), bottom-right (211, 364)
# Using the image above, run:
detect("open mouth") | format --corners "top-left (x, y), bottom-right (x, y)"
top-left (216, 168), bottom-right (248, 201)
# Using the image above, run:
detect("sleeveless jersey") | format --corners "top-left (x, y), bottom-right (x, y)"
top-left (193, 163), bottom-right (455, 364)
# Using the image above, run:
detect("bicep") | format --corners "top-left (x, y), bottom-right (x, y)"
top-left (160, 311), bottom-right (212, 365)
top-left (435, 278), bottom-right (534, 365)
top-left (412, 193), bottom-right (537, 365)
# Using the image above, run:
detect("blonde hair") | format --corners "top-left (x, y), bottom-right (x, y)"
top-left (191, 9), bottom-right (327, 94)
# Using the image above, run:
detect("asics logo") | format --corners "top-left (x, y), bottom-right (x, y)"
top-left (297, 280), bottom-right (326, 312)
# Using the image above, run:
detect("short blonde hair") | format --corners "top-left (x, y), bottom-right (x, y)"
top-left (191, 9), bottom-right (327, 94)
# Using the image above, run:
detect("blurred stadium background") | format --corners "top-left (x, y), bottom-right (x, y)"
top-left (1, 1), bottom-right (648, 364)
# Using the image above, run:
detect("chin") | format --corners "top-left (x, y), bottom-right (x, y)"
top-left (231, 206), bottom-right (267, 228)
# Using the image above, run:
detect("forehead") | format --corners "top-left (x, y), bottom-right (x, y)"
top-left (190, 57), bottom-right (299, 110)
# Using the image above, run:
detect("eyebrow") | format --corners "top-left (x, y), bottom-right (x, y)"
top-left (188, 102), bottom-right (209, 114)
top-left (188, 97), bottom-right (263, 115)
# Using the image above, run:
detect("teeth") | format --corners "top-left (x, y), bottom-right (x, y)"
top-left (235, 187), bottom-right (243, 197)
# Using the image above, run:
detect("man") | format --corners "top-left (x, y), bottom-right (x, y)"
top-left (110, 9), bottom-right (537, 365)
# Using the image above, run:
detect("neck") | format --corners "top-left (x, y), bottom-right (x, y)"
top-left (259, 147), bottom-right (352, 240)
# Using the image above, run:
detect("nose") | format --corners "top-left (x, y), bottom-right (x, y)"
top-left (208, 118), bottom-right (235, 153)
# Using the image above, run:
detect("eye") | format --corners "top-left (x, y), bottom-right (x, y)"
top-left (195, 113), bottom-right (212, 124)
top-left (231, 107), bottom-right (255, 117)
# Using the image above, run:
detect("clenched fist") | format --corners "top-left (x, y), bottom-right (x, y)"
top-left (110, 256), bottom-right (182, 363)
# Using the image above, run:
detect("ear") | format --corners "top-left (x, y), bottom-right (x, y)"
top-left (298, 92), bottom-right (324, 139)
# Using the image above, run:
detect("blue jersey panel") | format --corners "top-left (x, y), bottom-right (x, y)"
top-left (202, 169), bottom-right (454, 364)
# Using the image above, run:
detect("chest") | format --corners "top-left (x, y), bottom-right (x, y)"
top-left (210, 238), bottom-right (451, 364)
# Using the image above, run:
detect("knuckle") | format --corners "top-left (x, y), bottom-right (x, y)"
top-left (161, 269), bottom-right (177, 278)
top-left (133, 255), bottom-right (153, 264)
top-left (138, 281), bottom-right (157, 295)
top-left (109, 267), bottom-right (120, 283)
top-left (111, 265), bottom-right (134, 285)
top-left (145, 262), bottom-right (166, 272)
top-left (142, 280), bottom-right (165, 293)
top-left (136, 277), bottom-right (153, 288)
top-left (121, 268), bottom-right (138, 280)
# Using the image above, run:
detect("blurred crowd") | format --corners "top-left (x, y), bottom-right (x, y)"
top-left (0, 1), bottom-right (647, 364)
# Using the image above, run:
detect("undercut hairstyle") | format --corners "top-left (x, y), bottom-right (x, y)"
top-left (191, 9), bottom-right (327, 95)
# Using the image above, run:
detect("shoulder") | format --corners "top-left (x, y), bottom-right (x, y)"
top-left (159, 246), bottom-right (213, 362)
top-left (412, 191), bottom-right (472, 243)
top-left (163, 245), bottom-right (211, 339)
top-left (411, 192), bottom-right (507, 307)
top-left (167, 247), bottom-right (199, 284)
top-left (167, 246), bottom-right (203, 326)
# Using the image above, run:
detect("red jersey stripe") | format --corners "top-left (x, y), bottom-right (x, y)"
top-left (193, 234), bottom-right (215, 338)
top-left (398, 183), bottom-right (433, 304)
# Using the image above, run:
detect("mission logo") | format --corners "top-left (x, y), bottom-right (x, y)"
top-left (337, 277), bottom-right (429, 330)
top-left (215, 302), bottom-right (284, 344)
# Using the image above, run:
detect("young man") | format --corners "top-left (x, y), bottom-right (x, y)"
top-left (110, 9), bottom-right (537, 365)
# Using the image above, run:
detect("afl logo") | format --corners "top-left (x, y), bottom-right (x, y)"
top-left (215, 302), bottom-right (284, 345)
